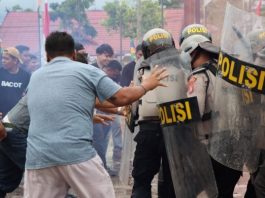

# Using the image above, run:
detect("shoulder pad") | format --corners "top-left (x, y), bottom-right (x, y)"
top-left (138, 59), bottom-right (151, 71)
top-left (188, 67), bottom-right (207, 80)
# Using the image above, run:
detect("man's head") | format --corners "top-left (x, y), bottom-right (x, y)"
top-left (45, 31), bottom-right (75, 62)
top-left (96, 44), bottom-right (114, 68)
top-left (142, 28), bottom-right (175, 59)
top-left (2, 47), bottom-right (22, 73)
top-left (28, 54), bottom-right (40, 73)
top-left (135, 44), bottom-right (143, 60)
top-left (74, 42), bottom-right (89, 63)
top-left (76, 52), bottom-right (89, 64)
top-left (103, 59), bottom-right (122, 82)
top-left (16, 45), bottom-right (30, 66)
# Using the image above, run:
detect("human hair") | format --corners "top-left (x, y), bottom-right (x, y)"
top-left (29, 54), bottom-right (37, 60)
top-left (16, 45), bottom-right (30, 53)
top-left (45, 31), bottom-right (75, 58)
top-left (136, 44), bottom-right (142, 52)
top-left (105, 59), bottom-right (122, 71)
top-left (75, 53), bottom-right (88, 64)
top-left (96, 44), bottom-right (114, 56)
top-left (74, 42), bottom-right (85, 51)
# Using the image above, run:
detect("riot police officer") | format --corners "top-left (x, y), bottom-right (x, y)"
top-left (179, 24), bottom-right (218, 142)
top-left (179, 23), bottom-right (257, 198)
top-left (180, 24), bottom-right (243, 198)
top-left (130, 28), bottom-right (175, 198)
top-left (249, 32), bottom-right (265, 198)
top-left (252, 48), bottom-right (265, 197)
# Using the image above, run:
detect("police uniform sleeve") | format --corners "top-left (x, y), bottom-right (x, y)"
top-left (187, 74), bottom-right (207, 117)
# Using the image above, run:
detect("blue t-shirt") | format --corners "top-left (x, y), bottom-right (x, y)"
top-left (0, 67), bottom-right (30, 117)
top-left (26, 57), bottom-right (121, 169)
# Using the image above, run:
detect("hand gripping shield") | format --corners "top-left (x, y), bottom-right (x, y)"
top-left (148, 47), bottom-right (218, 197)
top-left (208, 3), bottom-right (265, 173)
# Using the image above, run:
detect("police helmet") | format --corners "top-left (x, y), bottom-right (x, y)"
top-left (142, 28), bottom-right (175, 59)
top-left (179, 24), bottom-right (219, 56)
top-left (247, 29), bottom-right (265, 55)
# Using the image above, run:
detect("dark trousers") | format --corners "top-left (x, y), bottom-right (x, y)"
top-left (131, 122), bottom-right (175, 198)
top-left (252, 151), bottom-right (265, 198)
top-left (211, 157), bottom-right (256, 198)
top-left (253, 165), bottom-right (265, 198)
top-left (0, 130), bottom-right (27, 198)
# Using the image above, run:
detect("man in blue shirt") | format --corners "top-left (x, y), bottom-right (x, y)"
top-left (24, 31), bottom-right (168, 198)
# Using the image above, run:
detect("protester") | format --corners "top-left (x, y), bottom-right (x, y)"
top-left (24, 31), bottom-right (168, 198)
top-left (0, 47), bottom-right (30, 198)
top-left (120, 44), bottom-right (143, 87)
top-left (93, 59), bottom-right (123, 175)
top-left (15, 45), bottom-right (31, 72)
top-left (74, 42), bottom-right (89, 64)
top-left (27, 54), bottom-right (40, 73)
top-left (92, 43), bottom-right (113, 69)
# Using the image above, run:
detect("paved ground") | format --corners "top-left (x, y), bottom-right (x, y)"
top-left (6, 122), bottom-right (250, 198)
top-left (6, 173), bottom-right (249, 198)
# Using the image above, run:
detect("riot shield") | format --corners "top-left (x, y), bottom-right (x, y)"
top-left (119, 58), bottom-right (143, 184)
top-left (149, 47), bottom-right (218, 197)
top-left (208, 3), bottom-right (265, 173)
top-left (255, 51), bottom-right (265, 150)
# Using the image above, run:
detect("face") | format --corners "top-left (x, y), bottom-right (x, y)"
top-left (136, 50), bottom-right (143, 60)
top-left (20, 50), bottom-right (31, 65)
top-left (2, 53), bottom-right (18, 71)
top-left (103, 67), bottom-right (121, 82)
top-left (27, 58), bottom-right (40, 73)
top-left (97, 53), bottom-right (112, 67)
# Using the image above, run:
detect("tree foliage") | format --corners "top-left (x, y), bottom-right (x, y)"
top-left (158, 0), bottom-right (183, 8)
top-left (12, 5), bottom-right (23, 11)
top-left (11, 5), bottom-right (33, 12)
top-left (103, 0), bottom-right (162, 39)
top-left (49, 0), bottom-right (97, 44)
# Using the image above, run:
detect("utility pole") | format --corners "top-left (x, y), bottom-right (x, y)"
top-left (184, 0), bottom-right (196, 26)
top-left (136, 0), bottom-right (142, 44)
top-left (116, 0), bottom-right (123, 61)
top-left (195, 0), bottom-right (200, 23)
top-left (37, 5), bottom-right (42, 65)
top-left (161, 0), bottom-right (164, 28)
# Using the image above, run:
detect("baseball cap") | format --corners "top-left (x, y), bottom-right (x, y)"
top-left (3, 47), bottom-right (23, 64)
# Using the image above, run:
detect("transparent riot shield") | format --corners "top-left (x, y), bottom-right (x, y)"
top-left (119, 58), bottom-right (143, 184)
top-left (255, 50), bottom-right (265, 150)
top-left (208, 3), bottom-right (265, 173)
top-left (150, 47), bottom-right (218, 197)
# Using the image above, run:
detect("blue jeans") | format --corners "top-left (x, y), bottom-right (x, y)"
top-left (93, 115), bottom-right (122, 168)
top-left (111, 116), bottom-right (122, 162)
top-left (0, 130), bottom-right (27, 198)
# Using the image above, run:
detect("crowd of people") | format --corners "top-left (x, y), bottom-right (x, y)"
top-left (0, 6), bottom-right (265, 198)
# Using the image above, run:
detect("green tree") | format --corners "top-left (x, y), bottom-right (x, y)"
top-left (103, 0), bottom-right (162, 40)
top-left (12, 5), bottom-right (23, 11)
top-left (158, 0), bottom-right (183, 8)
top-left (24, 8), bottom-right (33, 12)
top-left (49, 0), bottom-right (97, 44)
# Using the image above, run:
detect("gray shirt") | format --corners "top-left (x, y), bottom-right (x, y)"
top-left (6, 95), bottom-right (29, 132)
top-left (26, 57), bottom-right (121, 169)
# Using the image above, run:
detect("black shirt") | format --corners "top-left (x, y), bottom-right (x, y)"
top-left (120, 61), bottom-right (136, 87)
top-left (0, 67), bottom-right (30, 116)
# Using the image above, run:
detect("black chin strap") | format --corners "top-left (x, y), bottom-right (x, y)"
top-left (190, 49), bottom-right (200, 67)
